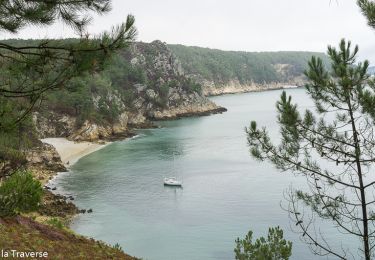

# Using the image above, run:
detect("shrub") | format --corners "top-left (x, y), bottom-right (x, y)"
top-left (112, 243), bottom-right (124, 253)
top-left (234, 226), bottom-right (292, 260)
top-left (46, 217), bottom-right (64, 229)
top-left (0, 171), bottom-right (43, 217)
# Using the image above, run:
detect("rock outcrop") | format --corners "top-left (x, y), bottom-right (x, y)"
top-left (33, 112), bottom-right (76, 138)
top-left (26, 143), bottom-right (66, 173)
top-left (201, 79), bottom-right (305, 96)
top-left (149, 94), bottom-right (226, 120)
top-left (34, 41), bottom-right (227, 142)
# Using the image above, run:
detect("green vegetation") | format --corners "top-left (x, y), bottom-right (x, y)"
top-left (0, 1), bottom-right (139, 258)
top-left (0, 0), bottom-right (136, 175)
top-left (168, 44), bottom-right (329, 85)
top-left (246, 40), bottom-right (375, 259)
top-left (113, 243), bottom-right (125, 253)
top-left (234, 227), bottom-right (292, 260)
top-left (36, 40), bottom-right (206, 127)
top-left (46, 218), bottom-right (65, 230)
top-left (0, 171), bottom-right (43, 217)
top-left (358, 0), bottom-right (375, 28)
top-left (0, 216), bottom-right (137, 260)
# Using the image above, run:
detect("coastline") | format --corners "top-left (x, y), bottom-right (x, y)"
top-left (203, 83), bottom-right (302, 96)
top-left (36, 87), bottom-right (292, 221)
top-left (31, 87), bottom-right (292, 258)
top-left (29, 138), bottom-right (113, 224)
top-left (41, 138), bottom-right (111, 167)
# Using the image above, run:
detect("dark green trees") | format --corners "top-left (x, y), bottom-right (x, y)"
top-left (0, 0), bottom-right (136, 130)
top-left (358, 0), bottom-right (375, 29)
top-left (235, 227), bottom-right (292, 260)
top-left (246, 40), bottom-right (375, 259)
top-left (0, 0), bottom-right (136, 172)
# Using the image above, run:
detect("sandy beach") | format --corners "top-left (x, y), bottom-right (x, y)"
top-left (41, 138), bottom-right (110, 167)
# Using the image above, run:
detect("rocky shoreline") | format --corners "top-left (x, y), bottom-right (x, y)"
top-left (202, 81), bottom-right (304, 96)
top-left (150, 102), bottom-right (227, 120)
top-left (28, 81), bottom-right (304, 223)
top-left (26, 142), bottom-right (85, 223)
top-left (28, 97), bottom-right (228, 220)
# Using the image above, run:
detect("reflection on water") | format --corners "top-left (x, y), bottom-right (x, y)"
top-left (55, 89), bottom-right (355, 260)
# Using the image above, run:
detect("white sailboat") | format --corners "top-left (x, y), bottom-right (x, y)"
top-left (164, 154), bottom-right (182, 187)
top-left (164, 177), bottom-right (182, 186)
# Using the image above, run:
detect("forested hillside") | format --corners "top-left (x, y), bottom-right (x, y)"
top-left (0, 39), bottom-right (330, 141)
top-left (168, 44), bottom-right (329, 94)
top-left (30, 40), bottom-right (224, 141)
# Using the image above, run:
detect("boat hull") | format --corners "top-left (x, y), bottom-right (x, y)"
top-left (164, 182), bottom-right (182, 187)
top-left (164, 178), bottom-right (182, 187)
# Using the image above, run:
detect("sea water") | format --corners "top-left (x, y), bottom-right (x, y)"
top-left (55, 89), bottom-right (357, 260)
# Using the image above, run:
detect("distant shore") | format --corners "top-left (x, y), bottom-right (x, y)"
top-left (41, 138), bottom-right (111, 167)
top-left (204, 84), bottom-right (301, 96)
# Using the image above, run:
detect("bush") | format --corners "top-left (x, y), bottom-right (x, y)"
top-left (234, 226), bottom-right (292, 260)
top-left (112, 243), bottom-right (124, 253)
top-left (0, 171), bottom-right (43, 217)
top-left (46, 217), bottom-right (65, 229)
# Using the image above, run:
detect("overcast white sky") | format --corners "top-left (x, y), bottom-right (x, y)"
top-left (2, 0), bottom-right (374, 62)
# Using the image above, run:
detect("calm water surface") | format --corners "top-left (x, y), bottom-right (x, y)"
top-left (54, 89), bottom-right (355, 260)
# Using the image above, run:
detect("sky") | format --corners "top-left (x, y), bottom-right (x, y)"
top-left (2, 0), bottom-right (374, 62)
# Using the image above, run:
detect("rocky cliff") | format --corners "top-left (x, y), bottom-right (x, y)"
top-left (34, 41), bottom-right (226, 142)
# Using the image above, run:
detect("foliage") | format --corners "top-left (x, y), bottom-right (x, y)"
top-left (112, 243), bottom-right (124, 253)
top-left (0, 1), bottom-right (137, 178)
top-left (0, 0), bottom-right (113, 34)
top-left (0, 216), bottom-right (136, 259)
top-left (0, 171), bottom-right (43, 217)
top-left (358, 0), bottom-right (375, 29)
top-left (246, 39), bottom-right (375, 259)
top-left (234, 227), bottom-right (292, 260)
top-left (0, 1), bottom-right (137, 131)
top-left (168, 44), bottom-right (329, 85)
top-left (0, 109), bottom-right (36, 176)
top-left (46, 218), bottom-right (65, 230)
top-left (38, 40), bottom-right (205, 123)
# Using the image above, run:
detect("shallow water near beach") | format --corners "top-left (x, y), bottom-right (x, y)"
top-left (54, 89), bottom-right (357, 260)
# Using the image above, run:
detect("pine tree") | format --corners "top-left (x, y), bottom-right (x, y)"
top-left (0, 0), bottom-right (137, 130)
top-left (358, 0), bottom-right (375, 29)
top-left (246, 40), bottom-right (375, 259)
top-left (235, 227), bottom-right (292, 260)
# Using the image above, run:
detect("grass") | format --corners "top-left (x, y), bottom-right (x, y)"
top-left (0, 216), bottom-right (138, 260)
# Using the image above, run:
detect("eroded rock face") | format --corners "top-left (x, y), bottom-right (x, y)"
top-left (26, 143), bottom-right (66, 172)
top-left (33, 112), bottom-right (76, 139)
top-left (149, 98), bottom-right (226, 120)
top-left (70, 121), bottom-right (112, 142)
top-left (34, 41), bottom-right (227, 142)
top-left (112, 112), bottom-right (128, 134)
top-left (127, 112), bottom-right (147, 126)
top-left (146, 89), bottom-right (158, 100)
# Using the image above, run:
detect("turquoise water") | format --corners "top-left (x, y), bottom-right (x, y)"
top-left (54, 89), bottom-right (355, 260)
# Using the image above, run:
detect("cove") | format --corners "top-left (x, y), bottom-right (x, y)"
top-left (54, 89), bottom-right (355, 260)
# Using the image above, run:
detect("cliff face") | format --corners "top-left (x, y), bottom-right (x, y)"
top-left (34, 42), bottom-right (325, 141)
top-left (34, 41), bottom-right (226, 141)
top-left (124, 41), bottom-right (226, 120)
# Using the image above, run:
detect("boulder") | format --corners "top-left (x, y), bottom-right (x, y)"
top-left (146, 89), bottom-right (158, 100)
top-left (112, 112), bottom-right (129, 134)
top-left (70, 121), bottom-right (112, 142)
top-left (26, 143), bottom-right (66, 172)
